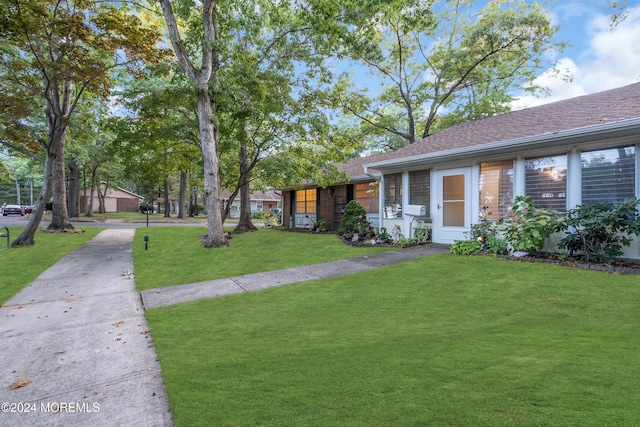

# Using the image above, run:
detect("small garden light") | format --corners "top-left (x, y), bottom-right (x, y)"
top-left (143, 235), bottom-right (149, 250)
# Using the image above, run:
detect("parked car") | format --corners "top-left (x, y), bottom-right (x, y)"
top-left (2, 205), bottom-right (24, 216)
top-left (23, 205), bottom-right (35, 214)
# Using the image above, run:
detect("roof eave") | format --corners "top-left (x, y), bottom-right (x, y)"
top-left (365, 118), bottom-right (640, 172)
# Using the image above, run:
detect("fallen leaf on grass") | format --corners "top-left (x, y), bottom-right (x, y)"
top-left (10, 378), bottom-right (31, 389)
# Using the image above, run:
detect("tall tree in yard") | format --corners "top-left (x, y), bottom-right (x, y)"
top-left (158, 0), bottom-right (230, 247)
top-left (331, 0), bottom-right (564, 151)
top-left (0, 0), bottom-right (165, 245)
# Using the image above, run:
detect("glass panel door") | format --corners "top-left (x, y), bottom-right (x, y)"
top-left (442, 174), bottom-right (465, 227)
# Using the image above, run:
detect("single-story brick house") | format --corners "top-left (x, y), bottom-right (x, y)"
top-left (280, 82), bottom-right (640, 258)
top-left (79, 185), bottom-right (143, 213)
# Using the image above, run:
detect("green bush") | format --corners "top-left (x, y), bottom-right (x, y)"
top-left (450, 240), bottom-right (482, 255)
top-left (337, 200), bottom-right (369, 238)
top-left (413, 227), bottom-right (431, 242)
top-left (313, 218), bottom-right (331, 232)
top-left (140, 203), bottom-right (154, 214)
top-left (555, 197), bottom-right (640, 264)
top-left (501, 195), bottom-right (557, 255)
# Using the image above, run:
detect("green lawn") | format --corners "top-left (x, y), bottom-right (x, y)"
top-left (146, 254), bottom-right (640, 426)
top-left (0, 226), bottom-right (103, 304)
top-left (133, 227), bottom-right (395, 291)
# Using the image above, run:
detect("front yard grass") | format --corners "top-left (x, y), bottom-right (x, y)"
top-left (146, 254), bottom-right (640, 426)
top-left (133, 227), bottom-right (395, 291)
top-left (0, 227), bottom-right (103, 303)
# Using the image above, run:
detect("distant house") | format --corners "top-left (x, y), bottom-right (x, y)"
top-left (280, 82), bottom-right (640, 258)
top-left (79, 185), bottom-right (143, 213)
top-left (219, 189), bottom-right (281, 218)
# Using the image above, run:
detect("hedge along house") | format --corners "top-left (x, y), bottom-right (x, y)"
top-left (363, 82), bottom-right (640, 257)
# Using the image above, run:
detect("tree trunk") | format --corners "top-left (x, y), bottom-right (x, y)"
top-left (12, 156), bottom-right (53, 246)
top-left (13, 170), bottom-right (21, 206)
top-left (163, 180), bottom-right (170, 217)
top-left (86, 165), bottom-right (98, 216)
top-left (234, 144), bottom-right (257, 234)
top-left (67, 160), bottom-right (79, 217)
top-left (97, 177), bottom-right (109, 214)
top-left (178, 170), bottom-right (186, 219)
top-left (47, 136), bottom-right (74, 231)
top-left (197, 91), bottom-right (227, 247)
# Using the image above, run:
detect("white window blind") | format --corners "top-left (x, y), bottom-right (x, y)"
top-left (409, 170), bottom-right (430, 218)
top-left (581, 146), bottom-right (635, 204)
top-left (479, 160), bottom-right (513, 219)
top-left (525, 154), bottom-right (567, 211)
top-left (384, 173), bottom-right (402, 218)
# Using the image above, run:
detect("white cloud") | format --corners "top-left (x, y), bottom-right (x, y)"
top-left (512, 6), bottom-right (640, 110)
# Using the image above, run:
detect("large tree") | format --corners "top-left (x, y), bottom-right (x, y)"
top-left (331, 0), bottom-right (564, 151)
top-left (158, 0), bottom-right (231, 247)
top-left (0, 0), bottom-right (165, 245)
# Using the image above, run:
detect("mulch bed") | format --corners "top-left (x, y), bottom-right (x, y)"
top-left (497, 254), bottom-right (640, 275)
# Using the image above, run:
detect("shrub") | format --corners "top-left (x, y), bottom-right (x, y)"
top-left (485, 235), bottom-right (509, 255)
top-left (450, 240), bottom-right (482, 255)
top-left (338, 200), bottom-right (369, 237)
top-left (500, 195), bottom-right (557, 255)
top-left (413, 227), bottom-right (431, 242)
top-left (313, 218), bottom-right (331, 232)
top-left (555, 197), bottom-right (640, 264)
top-left (139, 203), bottom-right (154, 214)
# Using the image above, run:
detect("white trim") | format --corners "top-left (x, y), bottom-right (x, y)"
top-left (365, 118), bottom-right (640, 172)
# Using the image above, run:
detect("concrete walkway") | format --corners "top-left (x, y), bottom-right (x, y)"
top-left (0, 229), bottom-right (172, 426)
top-left (0, 228), bottom-right (449, 426)
top-left (141, 243), bottom-right (451, 309)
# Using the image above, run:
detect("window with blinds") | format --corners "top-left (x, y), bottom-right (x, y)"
top-left (384, 173), bottom-right (402, 218)
top-left (409, 170), bottom-right (430, 218)
top-left (581, 146), bottom-right (635, 204)
top-left (355, 183), bottom-right (379, 213)
top-left (295, 189), bottom-right (316, 214)
top-left (479, 161), bottom-right (513, 219)
top-left (525, 154), bottom-right (567, 211)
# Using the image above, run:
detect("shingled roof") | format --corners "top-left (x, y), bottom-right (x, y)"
top-left (339, 82), bottom-right (640, 177)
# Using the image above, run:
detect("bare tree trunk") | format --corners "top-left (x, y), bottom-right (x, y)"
top-left (159, 0), bottom-right (227, 248)
top-left (13, 170), bottom-right (21, 206)
top-left (67, 160), bottom-right (79, 217)
top-left (178, 170), bottom-right (186, 219)
top-left (97, 177), bottom-right (109, 214)
top-left (86, 165), bottom-right (98, 216)
top-left (12, 156), bottom-right (53, 246)
top-left (234, 144), bottom-right (257, 234)
top-left (47, 139), bottom-right (74, 231)
top-left (163, 180), bottom-right (170, 217)
top-left (197, 91), bottom-right (227, 246)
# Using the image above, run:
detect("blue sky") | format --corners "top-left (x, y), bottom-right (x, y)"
top-left (512, 0), bottom-right (640, 108)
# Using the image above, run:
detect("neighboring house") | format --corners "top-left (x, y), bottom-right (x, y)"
top-left (220, 189), bottom-right (282, 218)
top-left (281, 82), bottom-right (640, 258)
top-left (79, 185), bottom-right (143, 213)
